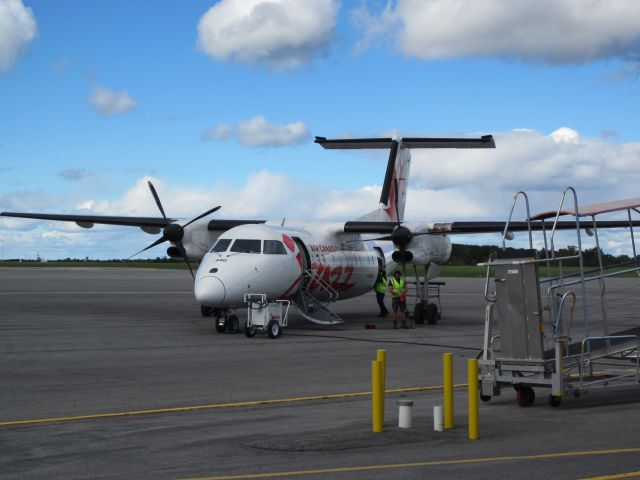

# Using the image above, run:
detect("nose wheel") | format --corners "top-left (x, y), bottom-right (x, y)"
top-left (213, 310), bottom-right (240, 334)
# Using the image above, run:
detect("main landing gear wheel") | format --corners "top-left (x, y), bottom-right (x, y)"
top-left (267, 320), bottom-right (282, 339)
top-left (426, 303), bottom-right (438, 325)
top-left (516, 386), bottom-right (535, 407)
top-left (414, 302), bottom-right (426, 325)
top-left (549, 395), bottom-right (562, 407)
top-left (200, 305), bottom-right (212, 317)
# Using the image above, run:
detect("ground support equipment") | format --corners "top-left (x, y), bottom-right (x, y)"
top-left (244, 293), bottom-right (291, 339)
top-left (478, 188), bottom-right (640, 407)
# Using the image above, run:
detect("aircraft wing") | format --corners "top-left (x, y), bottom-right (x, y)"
top-left (343, 220), bottom-right (640, 235)
top-left (1, 211), bottom-right (267, 233)
top-left (0, 211), bottom-right (174, 230)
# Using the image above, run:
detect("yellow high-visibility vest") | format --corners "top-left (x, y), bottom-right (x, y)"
top-left (390, 277), bottom-right (405, 298)
top-left (374, 275), bottom-right (387, 294)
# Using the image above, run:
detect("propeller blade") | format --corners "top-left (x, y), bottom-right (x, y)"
top-left (176, 242), bottom-right (195, 280)
top-left (128, 234), bottom-right (168, 259)
top-left (147, 181), bottom-right (168, 220)
top-left (182, 205), bottom-right (222, 229)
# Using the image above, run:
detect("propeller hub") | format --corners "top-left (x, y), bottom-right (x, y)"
top-left (164, 223), bottom-right (184, 243)
top-left (391, 225), bottom-right (412, 247)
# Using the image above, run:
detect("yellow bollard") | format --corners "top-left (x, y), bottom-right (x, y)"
top-left (443, 352), bottom-right (454, 429)
top-left (377, 349), bottom-right (387, 402)
top-left (372, 360), bottom-right (383, 432)
top-left (468, 358), bottom-right (479, 440)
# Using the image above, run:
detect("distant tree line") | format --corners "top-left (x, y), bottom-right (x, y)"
top-left (1, 257), bottom-right (182, 263)
top-left (449, 244), bottom-right (634, 267)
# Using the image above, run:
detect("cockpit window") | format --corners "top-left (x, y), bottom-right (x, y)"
top-left (210, 238), bottom-right (232, 253)
top-left (264, 240), bottom-right (287, 255)
top-left (230, 239), bottom-right (261, 254)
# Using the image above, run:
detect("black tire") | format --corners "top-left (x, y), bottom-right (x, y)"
top-left (215, 318), bottom-right (227, 333)
top-left (267, 320), bottom-right (281, 339)
top-left (227, 315), bottom-right (239, 332)
top-left (426, 303), bottom-right (438, 324)
top-left (244, 326), bottom-right (256, 338)
top-left (414, 302), bottom-right (426, 325)
top-left (549, 395), bottom-right (562, 407)
top-left (200, 305), bottom-right (212, 317)
top-left (516, 386), bottom-right (535, 407)
top-left (480, 394), bottom-right (492, 402)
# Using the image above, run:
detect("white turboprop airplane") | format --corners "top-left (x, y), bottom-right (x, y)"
top-left (6, 134), bottom-right (633, 337)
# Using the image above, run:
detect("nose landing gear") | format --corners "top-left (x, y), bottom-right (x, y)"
top-left (200, 306), bottom-right (240, 334)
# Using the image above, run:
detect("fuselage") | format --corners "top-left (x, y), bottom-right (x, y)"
top-left (194, 223), bottom-right (381, 308)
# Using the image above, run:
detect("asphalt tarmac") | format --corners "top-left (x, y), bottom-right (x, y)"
top-left (2, 267), bottom-right (640, 479)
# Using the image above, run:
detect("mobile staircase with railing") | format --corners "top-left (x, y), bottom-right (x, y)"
top-left (291, 269), bottom-right (343, 325)
top-left (479, 187), bottom-right (640, 407)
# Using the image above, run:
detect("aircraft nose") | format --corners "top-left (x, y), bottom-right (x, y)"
top-left (194, 275), bottom-right (226, 306)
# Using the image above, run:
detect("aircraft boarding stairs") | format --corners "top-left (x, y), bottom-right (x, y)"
top-left (478, 188), bottom-right (640, 408)
top-left (292, 269), bottom-right (343, 325)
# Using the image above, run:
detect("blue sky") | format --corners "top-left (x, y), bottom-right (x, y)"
top-left (1, 0), bottom-right (639, 260)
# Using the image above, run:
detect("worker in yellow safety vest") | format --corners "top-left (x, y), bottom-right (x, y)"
top-left (374, 269), bottom-right (389, 317)
top-left (388, 270), bottom-right (408, 329)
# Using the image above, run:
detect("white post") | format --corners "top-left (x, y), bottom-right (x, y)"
top-left (398, 400), bottom-right (413, 428)
top-left (433, 405), bottom-right (443, 432)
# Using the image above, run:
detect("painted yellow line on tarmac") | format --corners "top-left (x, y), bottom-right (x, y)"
top-left (182, 447), bottom-right (640, 480)
top-left (580, 472), bottom-right (640, 480)
top-left (0, 384), bottom-right (467, 427)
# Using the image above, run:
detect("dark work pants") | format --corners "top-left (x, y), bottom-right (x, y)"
top-left (376, 292), bottom-right (388, 314)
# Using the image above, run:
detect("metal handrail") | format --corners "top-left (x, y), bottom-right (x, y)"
top-left (301, 269), bottom-right (339, 304)
top-left (553, 291), bottom-right (576, 335)
top-left (579, 335), bottom-right (640, 389)
top-left (502, 191), bottom-right (533, 250)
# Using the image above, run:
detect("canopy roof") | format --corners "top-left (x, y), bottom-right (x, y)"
top-left (531, 197), bottom-right (640, 220)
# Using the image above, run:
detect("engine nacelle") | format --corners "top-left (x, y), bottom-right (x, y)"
top-left (166, 243), bottom-right (208, 262)
top-left (403, 234), bottom-right (452, 266)
top-left (392, 250), bottom-right (413, 263)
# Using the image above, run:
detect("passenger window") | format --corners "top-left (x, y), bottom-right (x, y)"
top-left (230, 239), bottom-right (261, 254)
top-left (210, 238), bottom-right (232, 253)
top-left (264, 240), bottom-right (287, 255)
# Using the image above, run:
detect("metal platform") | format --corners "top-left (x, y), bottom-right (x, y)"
top-left (478, 188), bottom-right (640, 407)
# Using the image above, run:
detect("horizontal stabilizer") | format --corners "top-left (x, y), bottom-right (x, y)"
top-left (315, 135), bottom-right (495, 150)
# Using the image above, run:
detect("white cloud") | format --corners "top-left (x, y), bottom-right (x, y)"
top-left (354, 0), bottom-right (640, 64)
top-left (202, 116), bottom-right (310, 147)
top-left (89, 85), bottom-right (137, 117)
top-left (197, 0), bottom-right (339, 70)
top-left (201, 124), bottom-right (232, 142)
top-left (0, 0), bottom-right (37, 74)
top-left (4, 127), bottom-right (640, 258)
top-left (59, 168), bottom-right (95, 181)
top-left (409, 128), bottom-right (640, 199)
